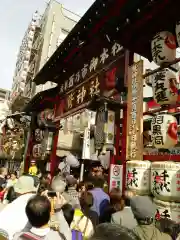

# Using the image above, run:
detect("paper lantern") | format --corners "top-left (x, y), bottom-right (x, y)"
top-left (126, 161), bottom-right (151, 195)
top-left (152, 69), bottom-right (178, 105)
top-left (66, 153), bottom-right (79, 168)
top-left (151, 162), bottom-right (180, 202)
top-left (151, 114), bottom-right (177, 149)
top-left (32, 144), bottom-right (42, 158)
top-left (151, 31), bottom-right (176, 66)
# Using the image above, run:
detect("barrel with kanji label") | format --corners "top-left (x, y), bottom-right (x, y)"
top-left (151, 162), bottom-right (180, 202)
top-left (154, 198), bottom-right (180, 223)
top-left (151, 114), bottom-right (178, 149)
top-left (151, 31), bottom-right (176, 66)
top-left (126, 160), bottom-right (151, 195)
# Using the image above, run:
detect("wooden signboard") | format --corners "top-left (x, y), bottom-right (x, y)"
top-left (127, 60), bottom-right (143, 160)
top-left (65, 76), bottom-right (100, 112)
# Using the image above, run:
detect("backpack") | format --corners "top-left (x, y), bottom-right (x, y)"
top-left (71, 215), bottom-right (89, 240)
top-left (16, 231), bottom-right (66, 240)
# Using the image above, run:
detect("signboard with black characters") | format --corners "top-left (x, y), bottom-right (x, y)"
top-left (126, 60), bottom-right (143, 160)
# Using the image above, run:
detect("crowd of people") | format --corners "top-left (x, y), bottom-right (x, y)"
top-left (0, 166), bottom-right (179, 240)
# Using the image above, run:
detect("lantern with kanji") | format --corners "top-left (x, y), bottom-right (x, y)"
top-left (151, 31), bottom-right (176, 66)
top-left (153, 198), bottom-right (180, 222)
top-left (152, 69), bottom-right (178, 105)
top-left (32, 144), bottom-right (43, 159)
top-left (151, 161), bottom-right (180, 202)
top-left (126, 160), bottom-right (151, 195)
top-left (151, 114), bottom-right (177, 149)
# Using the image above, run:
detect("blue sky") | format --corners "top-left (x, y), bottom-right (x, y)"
top-left (0, 0), bottom-right (95, 90)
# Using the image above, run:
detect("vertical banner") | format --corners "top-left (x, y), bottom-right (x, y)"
top-left (127, 60), bottom-right (143, 160)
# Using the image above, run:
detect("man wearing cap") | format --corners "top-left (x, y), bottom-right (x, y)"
top-left (130, 196), bottom-right (171, 240)
top-left (0, 175), bottom-right (37, 240)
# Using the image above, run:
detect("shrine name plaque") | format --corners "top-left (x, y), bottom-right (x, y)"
top-left (127, 60), bottom-right (143, 160)
top-left (64, 76), bottom-right (100, 113)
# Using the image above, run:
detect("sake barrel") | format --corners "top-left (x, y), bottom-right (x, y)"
top-left (152, 69), bottom-right (178, 105)
top-left (151, 161), bottom-right (180, 202)
top-left (126, 160), bottom-right (151, 195)
top-left (151, 31), bottom-right (176, 66)
top-left (151, 114), bottom-right (178, 149)
top-left (154, 198), bottom-right (180, 223)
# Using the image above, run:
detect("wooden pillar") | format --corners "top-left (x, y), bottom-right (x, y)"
top-left (121, 106), bottom-right (127, 193)
top-left (50, 129), bottom-right (59, 177)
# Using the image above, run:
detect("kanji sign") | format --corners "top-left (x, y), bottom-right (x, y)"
top-left (59, 42), bottom-right (124, 95)
top-left (127, 60), bottom-right (143, 160)
top-left (64, 76), bottom-right (100, 113)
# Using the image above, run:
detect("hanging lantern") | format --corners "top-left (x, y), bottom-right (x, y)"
top-left (151, 114), bottom-right (178, 149)
top-left (34, 129), bottom-right (44, 142)
top-left (32, 144), bottom-right (42, 158)
top-left (151, 31), bottom-right (176, 66)
top-left (152, 69), bottom-right (178, 105)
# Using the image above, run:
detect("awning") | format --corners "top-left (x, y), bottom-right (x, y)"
top-left (22, 87), bottom-right (59, 113)
top-left (33, 0), bottom-right (180, 87)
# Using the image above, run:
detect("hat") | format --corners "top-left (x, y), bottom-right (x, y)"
top-left (0, 229), bottom-right (9, 240)
top-left (31, 160), bottom-right (36, 163)
top-left (51, 176), bottom-right (66, 193)
top-left (66, 175), bottom-right (77, 185)
top-left (130, 196), bottom-right (156, 220)
top-left (14, 176), bottom-right (37, 194)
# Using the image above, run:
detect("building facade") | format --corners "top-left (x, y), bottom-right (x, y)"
top-left (10, 0), bottom-right (80, 113)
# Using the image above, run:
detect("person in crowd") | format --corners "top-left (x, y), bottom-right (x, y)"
top-left (89, 223), bottom-right (140, 240)
top-left (51, 175), bottom-right (71, 205)
top-left (77, 182), bottom-right (86, 198)
top-left (71, 204), bottom-right (94, 239)
top-left (13, 195), bottom-right (66, 240)
top-left (6, 172), bottom-right (17, 188)
top-left (89, 177), bottom-right (110, 217)
top-left (0, 168), bottom-right (7, 188)
top-left (80, 191), bottom-right (99, 227)
top-left (155, 218), bottom-right (179, 239)
top-left (28, 160), bottom-right (38, 176)
top-left (131, 196), bottom-right (172, 240)
top-left (61, 204), bottom-right (75, 226)
top-left (40, 172), bottom-right (51, 184)
top-left (0, 175), bottom-right (37, 240)
top-left (5, 186), bottom-right (17, 204)
top-left (111, 190), bottom-right (137, 229)
top-left (100, 188), bottom-right (124, 223)
top-left (66, 175), bottom-right (80, 208)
